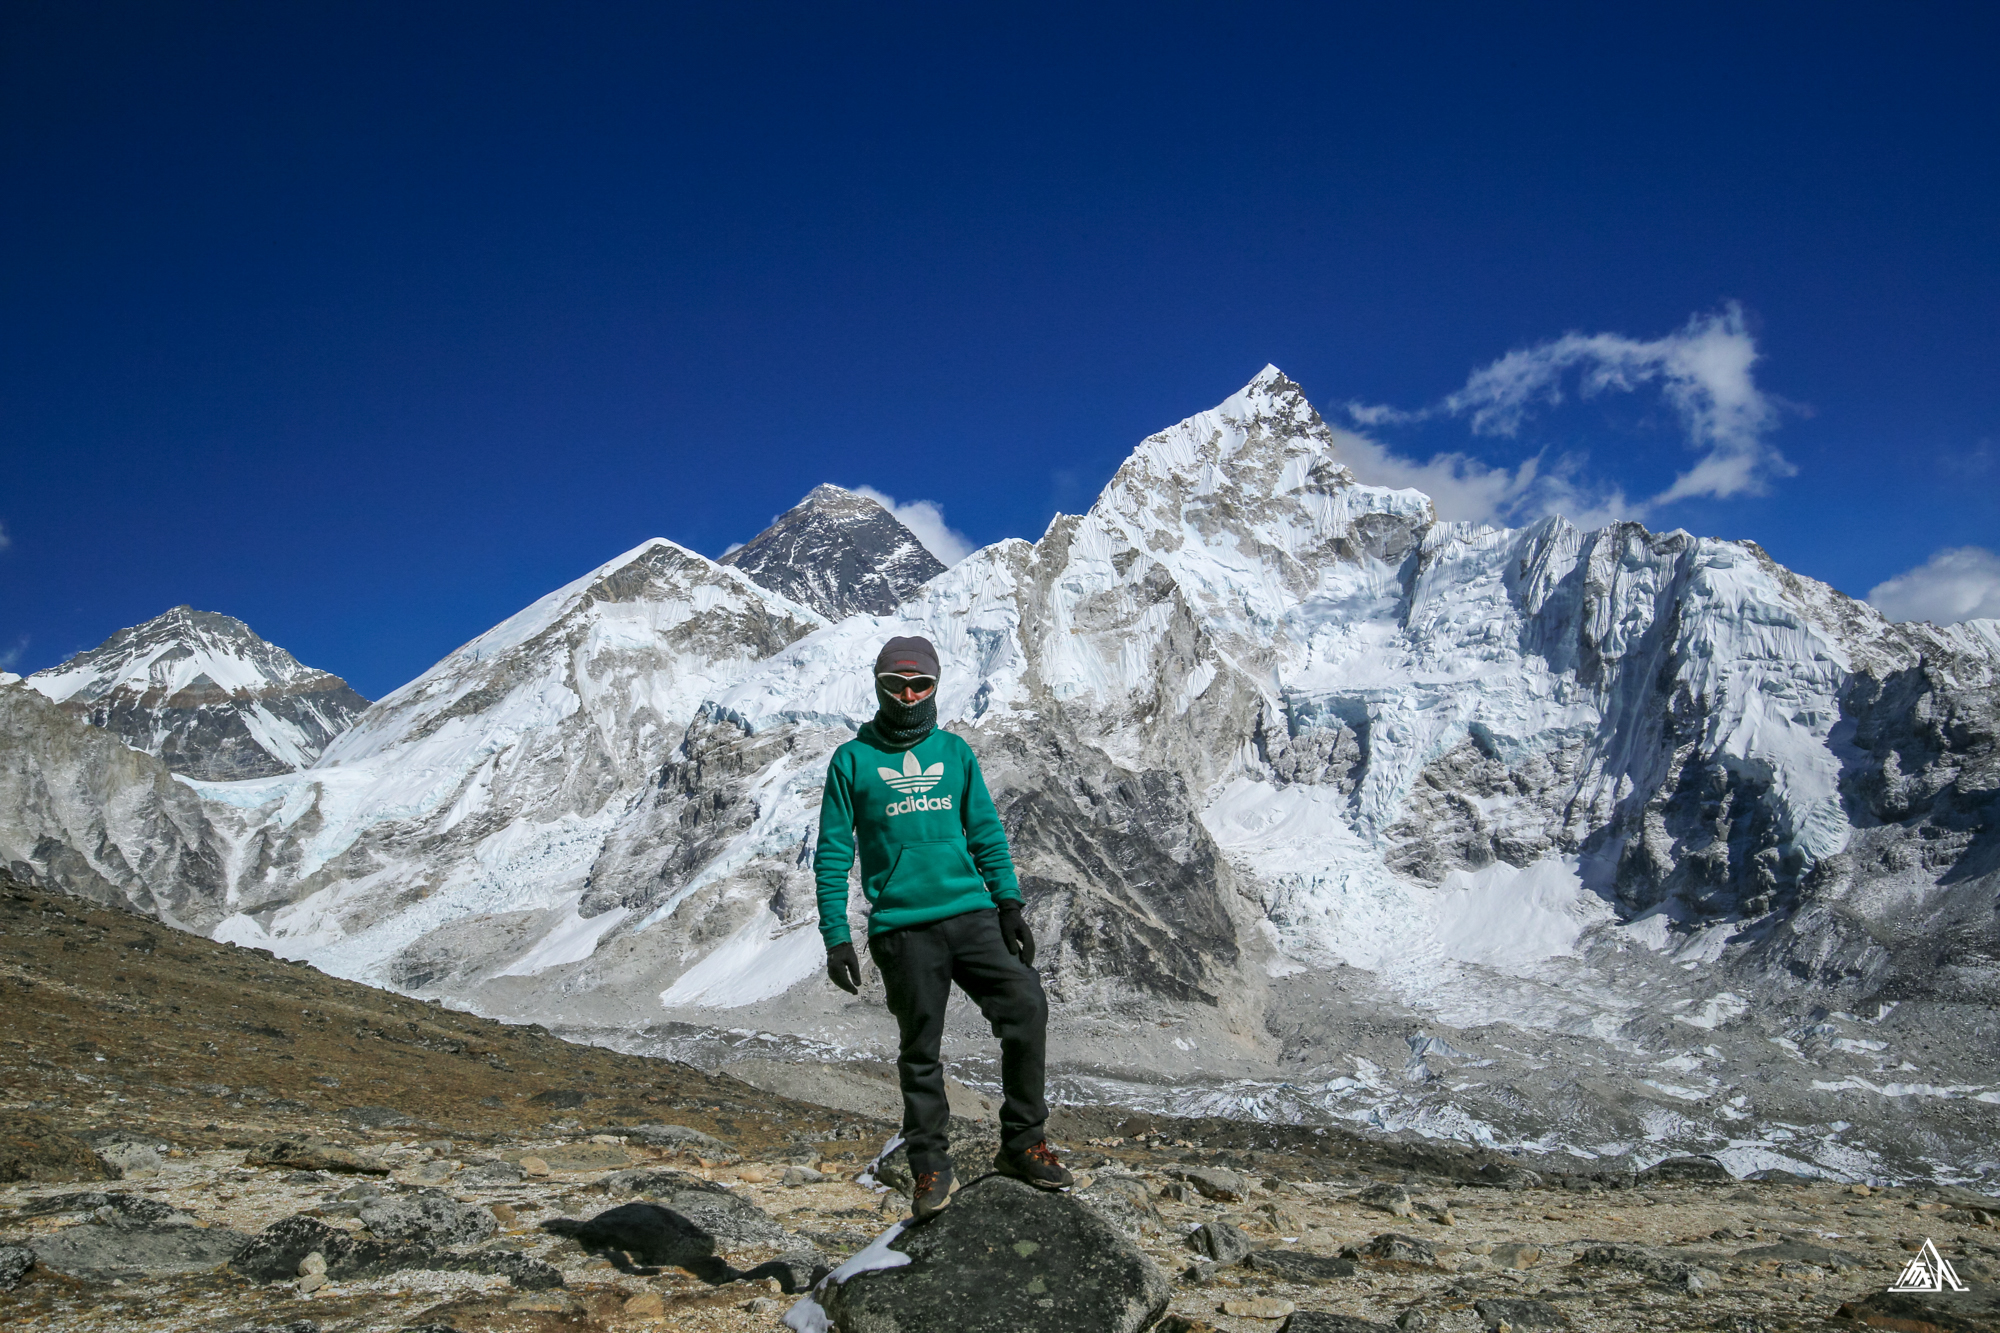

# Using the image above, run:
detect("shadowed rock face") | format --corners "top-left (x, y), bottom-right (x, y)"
top-left (25, 606), bottom-right (368, 780)
top-left (720, 484), bottom-right (947, 619)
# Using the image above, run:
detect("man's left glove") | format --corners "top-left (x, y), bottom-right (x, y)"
top-left (826, 942), bottom-right (861, 994)
top-left (998, 903), bottom-right (1035, 968)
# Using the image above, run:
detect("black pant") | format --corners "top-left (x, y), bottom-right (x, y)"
top-left (867, 906), bottom-right (1048, 1176)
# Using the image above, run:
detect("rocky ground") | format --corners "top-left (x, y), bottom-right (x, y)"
top-left (4, 877), bottom-right (1998, 1333)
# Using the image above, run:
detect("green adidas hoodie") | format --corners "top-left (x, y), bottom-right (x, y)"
top-left (814, 723), bottom-right (1020, 947)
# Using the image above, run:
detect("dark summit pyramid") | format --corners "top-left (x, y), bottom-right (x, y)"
top-left (25, 606), bottom-right (370, 781)
top-left (720, 483), bottom-right (949, 619)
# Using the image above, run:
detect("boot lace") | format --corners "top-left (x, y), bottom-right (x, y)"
top-left (915, 1170), bottom-right (947, 1196)
top-left (1025, 1142), bottom-right (1062, 1169)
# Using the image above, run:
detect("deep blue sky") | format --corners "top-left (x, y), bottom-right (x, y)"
top-left (4, 3), bottom-right (1996, 698)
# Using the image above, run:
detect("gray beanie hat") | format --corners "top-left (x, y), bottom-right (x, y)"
top-left (874, 636), bottom-right (939, 678)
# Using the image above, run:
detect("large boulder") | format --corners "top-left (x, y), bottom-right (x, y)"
top-left (28, 1222), bottom-right (249, 1280)
top-left (0, 1244), bottom-right (31, 1290)
top-left (357, 1189), bottom-right (497, 1246)
top-left (1076, 1173), bottom-right (1163, 1238)
top-left (816, 1176), bottom-right (1170, 1333)
top-left (560, 1186), bottom-right (794, 1263)
top-left (230, 1214), bottom-right (561, 1289)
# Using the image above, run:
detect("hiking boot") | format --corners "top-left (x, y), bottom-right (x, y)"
top-left (912, 1165), bottom-right (953, 1219)
top-left (995, 1139), bottom-right (1073, 1190)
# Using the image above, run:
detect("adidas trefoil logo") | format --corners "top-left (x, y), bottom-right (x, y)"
top-left (879, 751), bottom-right (945, 794)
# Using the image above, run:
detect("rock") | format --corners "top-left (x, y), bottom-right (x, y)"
top-left (0, 1111), bottom-right (119, 1183)
top-left (9, 1191), bottom-right (198, 1225)
top-left (625, 1291), bottom-right (664, 1315)
top-left (339, 1105), bottom-right (417, 1129)
top-left (356, 1189), bottom-right (497, 1246)
top-left (868, 1130), bottom-right (1003, 1195)
top-left (231, 1216), bottom-right (434, 1283)
top-left (0, 1244), bottom-right (33, 1291)
top-left (1077, 1174), bottom-right (1163, 1238)
top-left (1356, 1183), bottom-right (1414, 1217)
top-left (1345, 1234), bottom-right (1439, 1266)
top-left (296, 1271), bottom-right (325, 1293)
top-left (600, 1123), bottom-right (739, 1158)
top-left (454, 1249), bottom-right (564, 1290)
top-left (736, 1249), bottom-right (828, 1293)
top-left (1733, 1239), bottom-right (1863, 1271)
top-left (1578, 1242), bottom-right (1726, 1287)
top-left (457, 1158), bottom-right (524, 1186)
top-left (1637, 1156), bottom-right (1732, 1185)
top-left (86, 1136), bottom-right (164, 1176)
top-left (1471, 1297), bottom-right (1566, 1329)
top-left (782, 1166), bottom-right (826, 1186)
top-left (1474, 1164), bottom-right (1542, 1191)
top-left (1223, 1295), bottom-right (1296, 1318)
top-left (297, 1251), bottom-right (327, 1276)
top-left (530, 1089), bottom-right (587, 1108)
top-left (1174, 1166), bottom-right (1252, 1202)
top-left (1488, 1243), bottom-right (1542, 1270)
top-left (1836, 1287), bottom-right (2000, 1333)
top-left (503, 1142), bottom-right (629, 1171)
top-left (1189, 1220), bottom-right (1254, 1265)
top-left (396, 1158), bottom-right (458, 1186)
top-left (1279, 1315), bottom-right (1396, 1333)
top-left (1158, 1314), bottom-right (1223, 1333)
top-left (1244, 1250), bottom-right (1359, 1282)
top-left (818, 1176), bottom-right (1171, 1333)
top-left (245, 1138), bottom-right (390, 1176)
top-left (600, 1166), bottom-right (726, 1197)
top-left (519, 1157), bottom-right (550, 1177)
top-left (28, 1220), bottom-right (251, 1279)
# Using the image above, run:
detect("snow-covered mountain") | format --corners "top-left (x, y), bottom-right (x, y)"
top-left (720, 483), bottom-right (948, 618)
top-left (4, 367), bottom-right (1997, 1181)
top-left (25, 606), bottom-right (369, 780)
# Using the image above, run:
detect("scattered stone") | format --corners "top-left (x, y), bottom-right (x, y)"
top-left (782, 1165), bottom-right (826, 1186)
top-left (503, 1142), bottom-right (628, 1171)
top-left (529, 1089), bottom-right (587, 1109)
top-left (29, 1220), bottom-right (251, 1279)
top-left (1577, 1242), bottom-right (1723, 1288)
top-left (298, 1251), bottom-right (326, 1276)
top-left (1174, 1165), bottom-right (1252, 1202)
top-left (1244, 1249), bottom-right (1359, 1281)
top-left (1637, 1155), bottom-right (1732, 1185)
top-left (600, 1123), bottom-right (738, 1157)
top-left (1223, 1295), bottom-right (1296, 1318)
top-left (1345, 1234), bottom-right (1439, 1266)
top-left (818, 1176), bottom-right (1171, 1333)
top-left (339, 1105), bottom-right (417, 1129)
top-left (1357, 1183), bottom-right (1414, 1217)
top-left (1278, 1318), bottom-right (1396, 1333)
top-left (356, 1189), bottom-right (497, 1246)
top-left (736, 1248), bottom-right (828, 1293)
top-left (1158, 1313), bottom-right (1222, 1332)
top-left (1078, 1174), bottom-right (1163, 1238)
top-left (456, 1158), bottom-right (524, 1186)
top-left (0, 1111), bottom-right (119, 1183)
top-left (0, 1244), bottom-right (34, 1291)
top-left (84, 1134), bottom-right (165, 1176)
top-left (1189, 1219), bottom-right (1254, 1264)
top-left (624, 1291), bottom-right (663, 1315)
top-left (8, 1190), bottom-right (198, 1225)
top-left (1471, 1297), bottom-right (1566, 1329)
top-left (519, 1157), bottom-right (550, 1177)
top-left (245, 1138), bottom-right (390, 1176)
top-left (396, 1157), bottom-right (458, 1185)
top-left (231, 1216), bottom-right (434, 1283)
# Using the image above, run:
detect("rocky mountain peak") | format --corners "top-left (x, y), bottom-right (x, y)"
top-left (25, 605), bottom-right (369, 781)
top-left (719, 484), bottom-right (947, 619)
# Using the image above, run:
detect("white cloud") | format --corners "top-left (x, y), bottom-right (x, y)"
top-left (0, 637), bottom-right (25, 671)
top-left (852, 486), bottom-right (975, 566)
top-left (1867, 547), bottom-right (2000, 625)
top-left (1340, 304), bottom-right (1794, 522)
top-left (1329, 424), bottom-right (1636, 529)
top-left (0, 521), bottom-right (11, 552)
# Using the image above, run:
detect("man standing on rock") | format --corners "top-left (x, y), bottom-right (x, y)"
top-left (815, 634), bottom-right (1072, 1220)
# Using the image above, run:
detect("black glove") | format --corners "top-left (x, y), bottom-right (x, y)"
top-left (826, 941), bottom-right (861, 994)
top-left (998, 903), bottom-right (1035, 968)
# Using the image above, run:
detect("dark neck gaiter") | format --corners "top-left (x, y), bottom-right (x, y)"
top-left (872, 686), bottom-right (937, 751)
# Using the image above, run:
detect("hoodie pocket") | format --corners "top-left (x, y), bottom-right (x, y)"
top-left (876, 840), bottom-right (984, 915)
